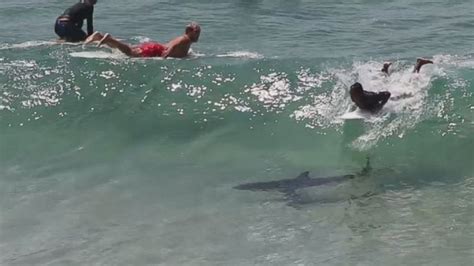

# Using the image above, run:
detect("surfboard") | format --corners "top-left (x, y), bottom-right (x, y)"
top-left (69, 51), bottom-right (169, 60)
top-left (69, 51), bottom-right (127, 59)
top-left (69, 50), bottom-right (264, 60)
top-left (339, 109), bottom-right (373, 120)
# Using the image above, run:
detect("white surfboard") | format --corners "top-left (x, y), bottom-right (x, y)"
top-left (339, 109), bottom-right (373, 120)
top-left (69, 51), bottom-right (168, 60)
top-left (69, 51), bottom-right (127, 59)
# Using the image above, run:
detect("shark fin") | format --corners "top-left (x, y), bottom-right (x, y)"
top-left (295, 171), bottom-right (310, 180)
top-left (359, 156), bottom-right (372, 176)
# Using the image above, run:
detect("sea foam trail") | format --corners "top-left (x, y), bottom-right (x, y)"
top-left (216, 51), bottom-right (264, 59)
top-left (0, 40), bottom-right (83, 50)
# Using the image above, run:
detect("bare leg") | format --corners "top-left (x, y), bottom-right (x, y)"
top-left (84, 31), bottom-right (104, 44)
top-left (413, 58), bottom-right (433, 73)
top-left (96, 33), bottom-right (139, 57)
top-left (381, 62), bottom-right (392, 74)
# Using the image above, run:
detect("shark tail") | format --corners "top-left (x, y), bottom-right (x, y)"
top-left (359, 156), bottom-right (372, 176)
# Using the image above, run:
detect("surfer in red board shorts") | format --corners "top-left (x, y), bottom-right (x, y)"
top-left (84, 22), bottom-right (200, 58)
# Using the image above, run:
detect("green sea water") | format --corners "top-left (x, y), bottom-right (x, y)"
top-left (1, 0), bottom-right (473, 265)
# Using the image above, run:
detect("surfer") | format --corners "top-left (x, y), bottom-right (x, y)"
top-left (350, 58), bottom-right (433, 112)
top-left (84, 22), bottom-right (201, 58)
top-left (54, 0), bottom-right (97, 43)
top-left (381, 58), bottom-right (433, 75)
top-left (349, 82), bottom-right (391, 113)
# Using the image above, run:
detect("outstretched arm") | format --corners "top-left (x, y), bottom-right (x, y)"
top-left (413, 58), bottom-right (433, 73)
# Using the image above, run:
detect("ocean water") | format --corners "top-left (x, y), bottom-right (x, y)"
top-left (1, 0), bottom-right (473, 265)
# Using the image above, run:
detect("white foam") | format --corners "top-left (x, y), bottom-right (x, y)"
top-left (291, 70), bottom-right (351, 128)
top-left (348, 60), bottom-right (442, 149)
top-left (216, 51), bottom-right (264, 59)
top-left (290, 58), bottom-right (451, 149)
top-left (187, 49), bottom-right (206, 58)
top-left (246, 72), bottom-right (298, 111)
top-left (433, 54), bottom-right (474, 69)
top-left (99, 70), bottom-right (118, 80)
top-left (0, 40), bottom-right (82, 50)
top-left (132, 36), bottom-right (153, 43)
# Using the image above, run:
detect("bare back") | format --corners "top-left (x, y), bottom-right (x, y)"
top-left (163, 35), bottom-right (192, 58)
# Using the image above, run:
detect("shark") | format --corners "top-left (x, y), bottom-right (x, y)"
top-left (233, 158), bottom-right (372, 205)
top-left (234, 171), bottom-right (355, 193)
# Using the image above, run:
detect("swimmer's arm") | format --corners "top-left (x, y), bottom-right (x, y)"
top-left (161, 47), bottom-right (172, 59)
top-left (161, 36), bottom-right (187, 58)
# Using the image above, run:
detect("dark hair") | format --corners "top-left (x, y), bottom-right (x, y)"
top-left (350, 82), bottom-right (363, 93)
top-left (82, 0), bottom-right (97, 5)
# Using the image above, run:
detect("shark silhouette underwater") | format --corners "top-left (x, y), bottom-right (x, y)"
top-left (234, 158), bottom-right (372, 206)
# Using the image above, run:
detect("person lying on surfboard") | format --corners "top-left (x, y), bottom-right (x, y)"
top-left (350, 58), bottom-right (433, 113)
top-left (84, 22), bottom-right (200, 58)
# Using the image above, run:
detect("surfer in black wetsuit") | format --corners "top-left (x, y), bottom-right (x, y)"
top-left (350, 83), bottom-right (391, 113)
top-left (350, 58), bottom-right (433, 113)
top-left (54, 0), bottom-right (97, 42)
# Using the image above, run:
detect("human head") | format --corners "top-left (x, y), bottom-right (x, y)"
top-left (350, 82), bottom-right (363, 95)
top-left (350, 82), bottom-right (364, 103)
top-left (185, 22), bottom-right (201, 42)
top-left (83, 0), bottom-right (97, 5)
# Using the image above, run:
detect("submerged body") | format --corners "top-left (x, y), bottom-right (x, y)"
top-left (234, 171), bottom-right (355, 193)
top-left (234, 171), bottom-right (359, 206)
top-left (234, 158), bottom-right (371, 206)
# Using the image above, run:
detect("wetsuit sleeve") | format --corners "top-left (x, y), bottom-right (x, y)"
top-left (378, 91), bottom-right (391, 105)
top-left (361, 90), bottom-right (391, 112)
top-left (86, 6), bottom-right (94, 36)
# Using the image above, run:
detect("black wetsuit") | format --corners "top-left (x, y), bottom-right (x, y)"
top-left (54, 2), bottom-right (94, 42)
top-left (350, 84), bottom-right (391, 113)
top-left (356, 90), bottom-right (391, 112)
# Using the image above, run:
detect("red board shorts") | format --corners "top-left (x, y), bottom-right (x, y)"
top-left (136, 42), bottom-right (165, 57)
